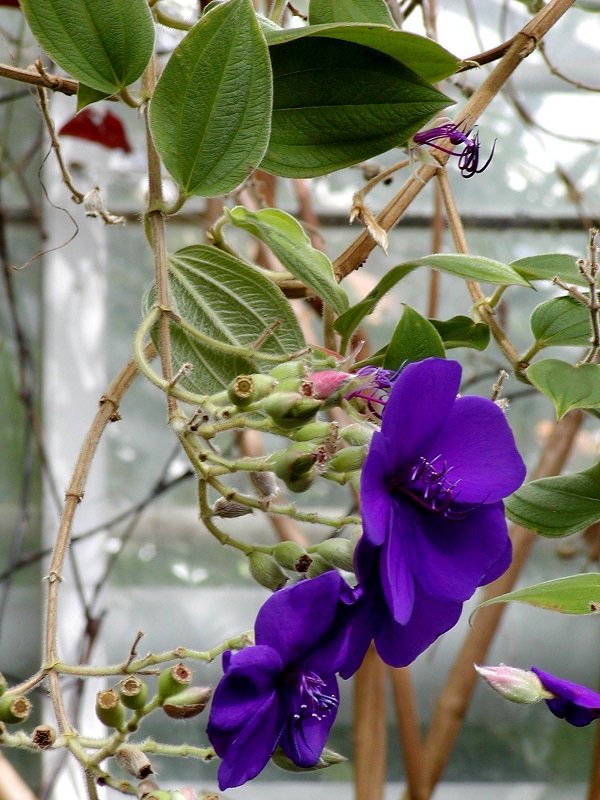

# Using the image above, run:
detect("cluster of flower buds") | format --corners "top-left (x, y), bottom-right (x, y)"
top-left (157, 663), bottom-right (212, 720)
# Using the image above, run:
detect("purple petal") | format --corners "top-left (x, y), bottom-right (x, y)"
top-left (207, 645), bottom-right (282, 756)
top-left (381, 513), bottom-right (414, 624)
top-left (532, 667), bottom-right (600, 727)
top-left (403, 501), bottom-right (509, 602)
top-left (360, 434), bottom-right (393, 546)
top-left (426, 396), bottom-right (526, 504)
top-left (215, 690), bottom-right (283, 789)
top-left (379, 358), bottom-right (461, 471)
top-left (374, 584), bottom-right (463, 667)
top-left (479, 537), bottom-right (512, 586)
top-left (279, 676), bottom-right (339, 767)
top-left (255, 572), bottom-right (344, 667)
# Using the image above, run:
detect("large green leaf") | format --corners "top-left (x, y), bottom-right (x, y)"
top-left (309, 0), bottom-right (396, 26)
top-left (262, 23), bottom-right (459, 83)
top-left (384, 305), bottom-right (445, 368)
top-left (505, 460), bottom-right (600, 537)
top-left (150, 0), bottom-right (272, 197)
top-left (430, 315), bottom-right (490, 351)
top-left (510, 253), bottom-right (586, 285)
top-left (225, 206), bottom-right (348, 314)
top-left (527, 359), bottom-right (600, 419)
top-left (20, 0), bottom-right (154, 94)
top-left (475, 574), bottom-right (600, 616)
top-left (530, 294), bottom-right (592, 348)
top-left (260, 37), bottom-right (451, 178)
top-left (146, 246), bottom-right (305, 395)
top-left (334, 254), bottom-right (529, 348)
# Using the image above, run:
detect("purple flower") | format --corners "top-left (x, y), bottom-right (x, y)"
top-left (411, 121), bottom-right (495, 178)
top-left (532, 667), bottom-right (600, 727)
top-left (357, 358), bottom-right (526, 666)
top-left (206, 572), bottom-right (370, 789)
top-left (345, 366), bottom-right (399, 420)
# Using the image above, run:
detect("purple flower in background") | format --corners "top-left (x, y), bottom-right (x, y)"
top-left (411, 121), bottom-right (495, 178)
top-left (358, 358), bottom-right (526, 666)
top-left (345, 366), bottom-right (399, 419)
top-left (532, 667), bottom-right (600, 727)
top-left (207, 572), bottom-right (370, 789)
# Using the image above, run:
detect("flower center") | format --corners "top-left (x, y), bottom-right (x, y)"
top-left (389, 455), bottom-right (472, 520)
top-left (284, 670), bottom-right (338, 724)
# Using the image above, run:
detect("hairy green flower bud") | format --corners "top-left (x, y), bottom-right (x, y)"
top-left (284, 469), bottom-right (318, 493)
top-left (315, 538), bottom-right (355, 572)
top-left (272, 541), bottom-right (308, 570)
top-left (249, 470), bottom-right (279, 499)
top-left (95, 689), bottom-right (126, 729)
top-left (157, 663), bottom-right (192, 703)
top-left (0, 695), bottom-right (31, 725)
top-left (227, 374), bottom-right (276, 407)
top-left (0, 673), bottom-right (7, 697)
top-left (212, 497), bottom-right (253, 518)
top-left (115, 744), bottom-right (154, 779)
top-left (328, 446), bottom-right (366, 473)
top-left (268, 442), bottom-right (320, 483)
top-left (268, 360), bottom-right (305, 381)
top-left (271, 745), bottom-right (346, 772)
top-left (248, 551), bottom-right (288, 591)
top-left (162, 686), bottom-right (212, 719)
top-left (290, 421), bottom-right (338, 443)
top-left (119, 676), bottom-right (148, 710)
top-left (339, 423), bottom-right (374, 446)
top-left (262, 392), bottom-right (322, 430)
top-left (306, 554), bottom-right (332, 578)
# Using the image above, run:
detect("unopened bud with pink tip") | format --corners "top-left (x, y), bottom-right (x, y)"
top-left (475, 664), bottom-right (553, 704)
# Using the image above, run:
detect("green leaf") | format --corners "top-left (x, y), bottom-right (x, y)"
top-left (530, 294), bottom-right (592, 348)
top-left (526, 359), bottom-right (600, 419)
top-left (475, 574), bottom-right (600, 616)
top-left (430, 315), bottom-right (490, 350)
top-left (261, 36), bottom-right (452, 178)
top-left (262, 23), bottom-right (460, 83)
top-left (146, 246), bottom-right (305, 395)
top-left (76, 84), bottom-right (110, 112)
top-left (150, 0), bottom-right (272, 197)
top-left (505, 460), bottom-right (600, 537)
top-left (333, 254), bottom-right (529, 348)
top-left (20, 0), bottom-right (154, 94)
top-left (309, 0), bottom-right (396, 26)
top-left (510, 253), bottom-right (586, 286)
top-left (384, 305), bottom-right (445, 368)
top-left (225, 207), bottom-right (348, 314)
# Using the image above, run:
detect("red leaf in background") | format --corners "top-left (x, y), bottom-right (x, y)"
top-left (58, 108), bottom-right (132, 154)
top-left (0, 1), bottom-right (20, 7)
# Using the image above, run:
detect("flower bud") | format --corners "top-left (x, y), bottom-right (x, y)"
top-left (268, 360), bottom-right (305, 380)
top-left (0, 673), bottom-right (7, 697)
top-left (212, 498), bottom-right (253, 518)
top-left (136, 777), bottom-right (161, 800)
top-left (119, 676), bottom-right (148, 710)
top-left (315, 538), bottom-right (355, 572)
top-left (32, 724), bottom-right (56, 749)
top-left (249, 470), bottom-right (279, 499)
top-left (306, 370), bottom-right (353, 400)
top-left (273, 541), bottom-right (308, 570)
top-left (339, 423), bottom-right (374, 446)
top-left (115, 744), bottom-right (154, 778)
top-left (268, 443), bottom-right (320, 483)
top-left (475, 664), bottom-right (553, 704)
top-left (290, 420), bottom-right (338, 443)
top-left (0, 695), bottom-right (31, 725)
top-left (271, 744), bottom-right (346, 772)
top-left (95, 689), bottom-right (126, 729)
top-left (162, 686), bottom-right (212, 719)
top-left (248, 551), bottom-right (288, 591)
top-left (285, 469), bottom-right (318, 493)
top-left (328, 446), bottom-right (366, 473)
top-left (262, 392), bottom-right (322, 430)
top-left (227, 374), bottom-right (276, 407)
top-left (272, 377), bottom-right (314, 395)
top-left (157, 663), bottom-right (192, 703)
top-left (306, 554), bottom-right (332, 578)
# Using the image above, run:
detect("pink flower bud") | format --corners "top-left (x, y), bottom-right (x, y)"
top-left (306, 370), bottom-right (353, 400)
top-left (475, 664), bottom-right (553, 704)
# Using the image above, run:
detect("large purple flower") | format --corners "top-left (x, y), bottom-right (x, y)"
top-left (532, 667), bottom-right (600, 727)
top-left (358, 358), bottom-right (526, 666)
top-left (206, 572), bottom-right (370, 789)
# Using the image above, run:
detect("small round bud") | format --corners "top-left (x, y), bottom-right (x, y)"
top-left (269, 360), bottom-right (305, 380)
top-left (248, 551), bottom-right (288, 591)
top-left (290, 421), bottom-right (338, 442)
top-left (212, 498), bottom-right (253, 518)
top-left (268, 443), bottom-right (320, 483)
top-left (249, 470), bottom-right (279, 500)
top-left (271, 744), bottom-right (346, 772)
top-left (158, 663), bottom-right (192, 703)
top-left (328, 446), bottom-right (366, 473)
top-left (136, 777), bottom-right (161, 800)
top-left (285, 469), bottom-right (318, 493)
top-left (32, 724), bottom-right (56, 749)
top-left (306, 370), bottom-right (353, 401)
top-left (315, 538), bottom-right (355, 572)
top-left (273, 541), bottom-right (308, 571)
top-left (262, 392), bottom-right (322, 430)
top-left (115, 744), bottom-right (154, 779)
top-left (339, 423), bottom-right (373, 446)
top-left (0, 695), bottom-right (31, 725)
top-left (119, 676), bottom-right (148, 710)
top-left (95, 689), bottom-right (126, 729)
top-left (162, 686), bottom-right (212, 719)
top-left (0, 673), bottom-right (7, 697)
top-left (227, 374), bottom-right (276, 407)
top-left (306, 554), bottom-right (332, 578)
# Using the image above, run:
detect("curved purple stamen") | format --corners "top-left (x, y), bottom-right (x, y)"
top-left (412, 122), bottom-right (495, 178)
top-left (285, 671), bottom-right (338, 724)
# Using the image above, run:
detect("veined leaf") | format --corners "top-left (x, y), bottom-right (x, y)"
top-left (261, 37), bottom-right (452, 178)
top-left (505, 460), bottom-right (600, 537)
top-left (309, 0), bottom-right (396, 26)
top-left (475, 574), bottom-right (600, 616)
top-left (76, 84), bottom-right (111, 111)
top-left (384, 305), bottom-right (445, 368)
top-left (510, 253), bottom-right (586, 285)
top-left (225, 206), bottom-right (348, 315)
top-left (145, 246), bottom-right (305, 396)
top-left (430, 315), bottom-right (490, 351)
top-left (530, 295), bottom-right (592, 348)
top-left (527, 359), bottom-right (600, 419)
top-left (150, 0), bottom-right (272, 197)
top-left (20, 0), bottom-right (154, 94)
